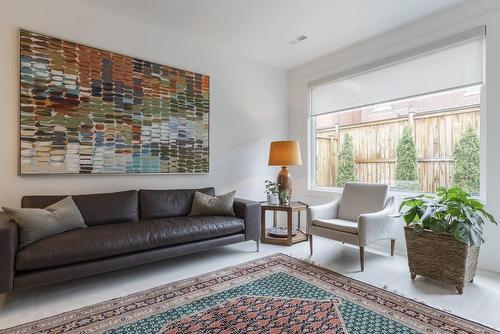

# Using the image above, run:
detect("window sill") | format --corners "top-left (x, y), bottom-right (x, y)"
top-left (306, 186), bottom-right (430, 199)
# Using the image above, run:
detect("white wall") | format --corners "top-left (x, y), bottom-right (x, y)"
top-left (288, 0), bottom-right (500, 272)
top-left (0, 0), bottom-right (288, 207)
top-left (3, 0), bottom-right (500, 272)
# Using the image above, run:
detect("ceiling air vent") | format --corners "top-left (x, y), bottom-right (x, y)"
top-left (289, 35), bottom-right (308, 45)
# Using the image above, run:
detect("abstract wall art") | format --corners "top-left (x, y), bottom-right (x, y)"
top-left (20, 30), bottom-right (209, 174)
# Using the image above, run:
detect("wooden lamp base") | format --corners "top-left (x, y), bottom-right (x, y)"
top-left (277, 166), bottom-right (292, 201)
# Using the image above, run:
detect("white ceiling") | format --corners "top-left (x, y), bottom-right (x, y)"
top-left (79, 0), bottom-right (465, 69)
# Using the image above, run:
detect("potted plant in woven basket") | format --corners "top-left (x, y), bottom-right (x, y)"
top-left (399, 186), bottom-right (496, 294)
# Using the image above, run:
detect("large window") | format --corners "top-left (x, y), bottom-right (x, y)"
top-left (310, 28), bottom-right (484, 194)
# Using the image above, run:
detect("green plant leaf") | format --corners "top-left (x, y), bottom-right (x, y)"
top-left (402, 207), bottom-right (418, 225)
top-left (429, 219), bottom-right (448, 233)
top-left (469, 198), bottom-right (484, 209)
top-left (436, 186), bottom-right (447, 197)
top-left (413, 224), bottom-right (424, 234)
top-left (451, 219), bottom-right (484, 246)
top-left (480, 209), bottom-right (497, 225)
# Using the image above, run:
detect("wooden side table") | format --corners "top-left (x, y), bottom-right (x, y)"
top-left (260, 201), bottom-right (308, 246)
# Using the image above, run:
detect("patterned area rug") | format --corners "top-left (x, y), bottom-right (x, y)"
top-left (2, 254), bottom-right (498, 334)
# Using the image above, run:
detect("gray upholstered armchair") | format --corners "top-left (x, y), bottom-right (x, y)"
top-left (307, 182), bottom-right (398, 271)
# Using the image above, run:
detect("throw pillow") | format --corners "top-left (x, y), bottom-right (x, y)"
top-left (189, 191), bottom-right (236, 217)
top-left (3, 196), bottom-right (87, 248)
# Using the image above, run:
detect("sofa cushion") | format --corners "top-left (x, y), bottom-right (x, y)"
top-left (15, 216), bottom-right (244, 271)
top-left (21, 190), bottom-right (139, 226)
top-left (189, 191), bottom-right (235, 217)
top-left (139, 188), bottom-right (215, 220)
top-left (3, 196), bottom-right (86, 248)
top-left (313, 218), bottom-right (358, 234)
top-left (337, 182), bottom-right (388, 222)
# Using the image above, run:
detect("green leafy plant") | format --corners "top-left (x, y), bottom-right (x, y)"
top-left (452, 126), bottom-right (480, 195)
top-left (336, 133), bottom-right (356, 187)
top-left (399, 186), bottom-right (496, 246)
top-left (279, 190), bottom-right (291, 204)
top-left (264, 180), bottom-right (280, 195)
top-left (395, 126), bottom-right (419, 191)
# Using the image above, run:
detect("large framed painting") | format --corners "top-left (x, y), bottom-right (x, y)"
top-left (19, 30), bottom-right (209, 174)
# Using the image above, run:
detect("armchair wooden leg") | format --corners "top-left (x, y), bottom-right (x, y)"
top-left (309, 235), bottom-right (313, 255)
top-left (359, 247), bottom-right (365, 272)
top-left (390, 239), bottom-right (395, 256)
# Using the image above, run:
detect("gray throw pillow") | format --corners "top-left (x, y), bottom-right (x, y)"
top-left (2, 196), bottom-right (87, 248)
top-left (189, 191), bottom-right (236, 217)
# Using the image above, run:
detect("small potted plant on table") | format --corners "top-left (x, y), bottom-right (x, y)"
top-left (279, 190), bottom-right (291, 206)
top-left (265, 180), bottom-right (280, 205)
top-left (399, 186), bottom-right (496, 294)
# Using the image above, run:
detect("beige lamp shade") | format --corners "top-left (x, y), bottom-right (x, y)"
top-left (268, 141), bottom-right (302, 166)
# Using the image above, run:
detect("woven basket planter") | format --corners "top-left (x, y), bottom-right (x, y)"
top-left (404, 226), bottom-right (480, 294)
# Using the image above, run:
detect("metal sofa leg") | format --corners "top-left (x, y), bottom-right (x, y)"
top-left (256, 239), bottom-right (260, 252)
top-left (391, 239), bottom-right (396, 256)
top-left (360, 247), bottom-right (365, 271)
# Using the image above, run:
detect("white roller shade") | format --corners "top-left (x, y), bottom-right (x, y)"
top-left (311, 29), bottom-right (484, 116)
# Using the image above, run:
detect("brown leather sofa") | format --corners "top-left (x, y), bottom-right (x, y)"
top-left (0, 188), bottom-right (260, 294)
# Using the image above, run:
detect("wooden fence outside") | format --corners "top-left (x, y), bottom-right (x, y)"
top-left (315, 106), bottom-right (480, 193)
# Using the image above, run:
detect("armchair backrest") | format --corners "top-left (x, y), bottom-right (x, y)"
top-left (337, 182), bottom-right (388, 222)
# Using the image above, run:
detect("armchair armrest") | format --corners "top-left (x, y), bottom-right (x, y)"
top-left (0, 212), bottom-right (18, 293)
top-left (233, 198), bottom-right (260, 241)
top-left (307, 197), bottom-right (341, 230)
top-left (357, 196), bottom-right (399, 246)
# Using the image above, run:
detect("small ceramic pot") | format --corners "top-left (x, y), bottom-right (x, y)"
top-left (267, 194), bottom-right (279, 205)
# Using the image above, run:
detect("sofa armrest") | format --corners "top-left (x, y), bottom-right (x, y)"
top-left (357, 196), bottom-right (399, 246)
top-left (307, 198), bottom-right (341, 231)
top-left (234, 198), bottom-right (260, 241)
top-left (0, 212), bottom-right (18, 293)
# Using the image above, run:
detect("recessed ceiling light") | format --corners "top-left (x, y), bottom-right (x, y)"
top-left (289, 35), bottom-right (308, 45)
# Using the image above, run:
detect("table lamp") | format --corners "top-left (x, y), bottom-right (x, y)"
top-left (268, 141), bottom-right (302, 201)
